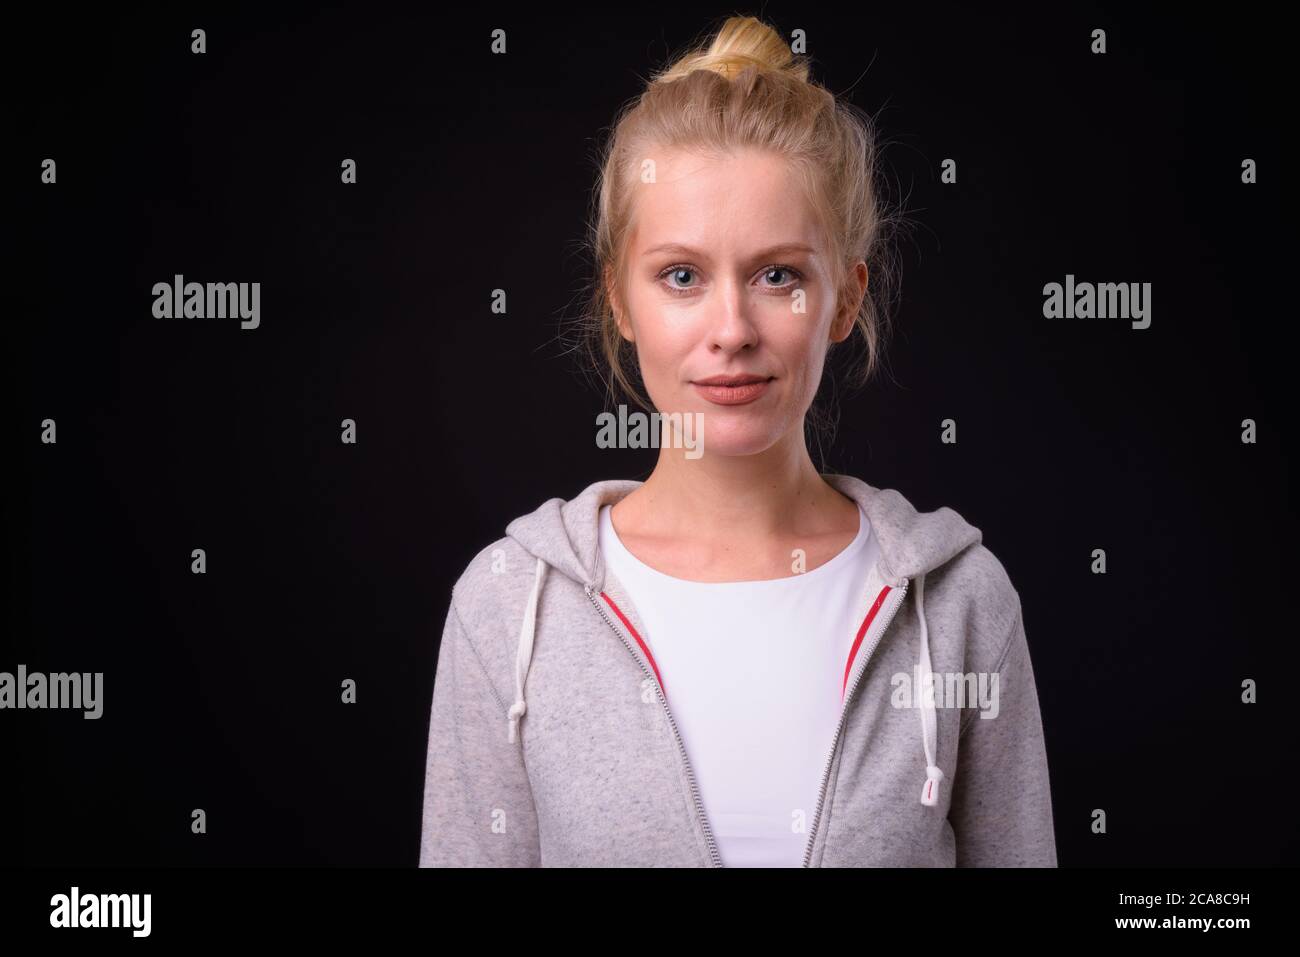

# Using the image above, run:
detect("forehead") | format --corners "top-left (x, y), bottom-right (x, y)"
top-left (627, 147), bottom-right (823, 256)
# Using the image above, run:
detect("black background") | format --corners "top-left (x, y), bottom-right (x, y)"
top-left (8, 2), bottom-right (1294, 867)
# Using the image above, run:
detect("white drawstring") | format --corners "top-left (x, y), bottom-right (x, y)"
top-left (507, 556), bottom-right (548, 744)
top-left (914, 571), bottom-right (945, 806)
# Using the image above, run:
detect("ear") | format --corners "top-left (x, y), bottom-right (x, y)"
top-left (830, 261), bottom-right (869, 343)
top-left (605, 264), bottom-right (635, 343)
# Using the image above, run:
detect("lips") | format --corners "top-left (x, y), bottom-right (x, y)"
top-left (693, 374), bottom-right (769, 386)
top-left (691, 374), bottom-right (774, 406)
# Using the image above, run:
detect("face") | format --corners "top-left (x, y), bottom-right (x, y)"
top-left (610, 146), bottom-right (866, 457)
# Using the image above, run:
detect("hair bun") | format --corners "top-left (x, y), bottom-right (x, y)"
top-left (653, 15), bottom-right (810, 84)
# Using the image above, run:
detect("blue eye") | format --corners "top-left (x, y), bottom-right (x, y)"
top-left (656, 263), bottom-right (804, 296)
top-left (758, 265), bottom-right (804, 292)
top-left (662, 266), bottom-right (697, 290)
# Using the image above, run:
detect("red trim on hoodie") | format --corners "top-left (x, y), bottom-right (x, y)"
top-left (600, 591), bottom-right (667, 696)
top-left (605, 585), bottom-right (893, 706)
top-left (842, 585), bottom-right (892, 700)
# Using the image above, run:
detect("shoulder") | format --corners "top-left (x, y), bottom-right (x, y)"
top-left (448, 534), bottom-right (540, 632)
top-left (442, 534), bottom-right (543, 691)
top-left (930, 537), bottom-right (1025, 675)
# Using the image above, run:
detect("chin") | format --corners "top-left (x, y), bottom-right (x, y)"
top-left (692, 415), bottom-right (785, 458)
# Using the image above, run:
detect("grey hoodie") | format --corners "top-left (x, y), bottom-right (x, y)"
top-left (418, 474), bottom-right (1057, 867)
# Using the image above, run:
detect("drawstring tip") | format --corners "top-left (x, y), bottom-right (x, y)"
top-left (506, 700), bottom-right (526, 744)
top-left (920, 766), bottom-right (945, 806)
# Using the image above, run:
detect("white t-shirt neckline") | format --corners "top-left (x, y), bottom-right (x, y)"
top-left (599, 502), bottom-right (870, 588)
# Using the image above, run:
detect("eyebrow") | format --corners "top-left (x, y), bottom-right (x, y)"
top-left (640, 241), bottom-right (819, 261)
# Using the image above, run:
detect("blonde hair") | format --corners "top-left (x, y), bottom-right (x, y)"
top-left (576, 14), bottom-right (902, 441)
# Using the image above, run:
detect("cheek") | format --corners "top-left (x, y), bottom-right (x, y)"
top-left (774, 325), bottom-right (828, 383)
top-left (628, 300), bottom-right (698, 363)
top-left (635, 318), bottom-right (693, 363)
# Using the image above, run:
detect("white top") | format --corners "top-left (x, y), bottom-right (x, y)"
top-left (597, 502), bottom-right (882, 867)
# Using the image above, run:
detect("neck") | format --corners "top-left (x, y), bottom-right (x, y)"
top-left (625, 422), bottom-right (849, 541)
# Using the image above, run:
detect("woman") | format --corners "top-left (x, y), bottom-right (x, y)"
top-left (419, 15), bottom-right (1057, 867)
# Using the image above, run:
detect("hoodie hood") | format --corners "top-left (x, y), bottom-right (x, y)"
top-left (498, 474), bottom-right (983, 809)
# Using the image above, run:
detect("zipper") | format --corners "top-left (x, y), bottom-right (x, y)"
top-left (800, 576), bottom-right (910, 868)
top-left (585, 583), bottom-right (725, 868)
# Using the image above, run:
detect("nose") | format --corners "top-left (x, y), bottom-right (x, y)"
top-left (706, 278), bottom-right (759, 355)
